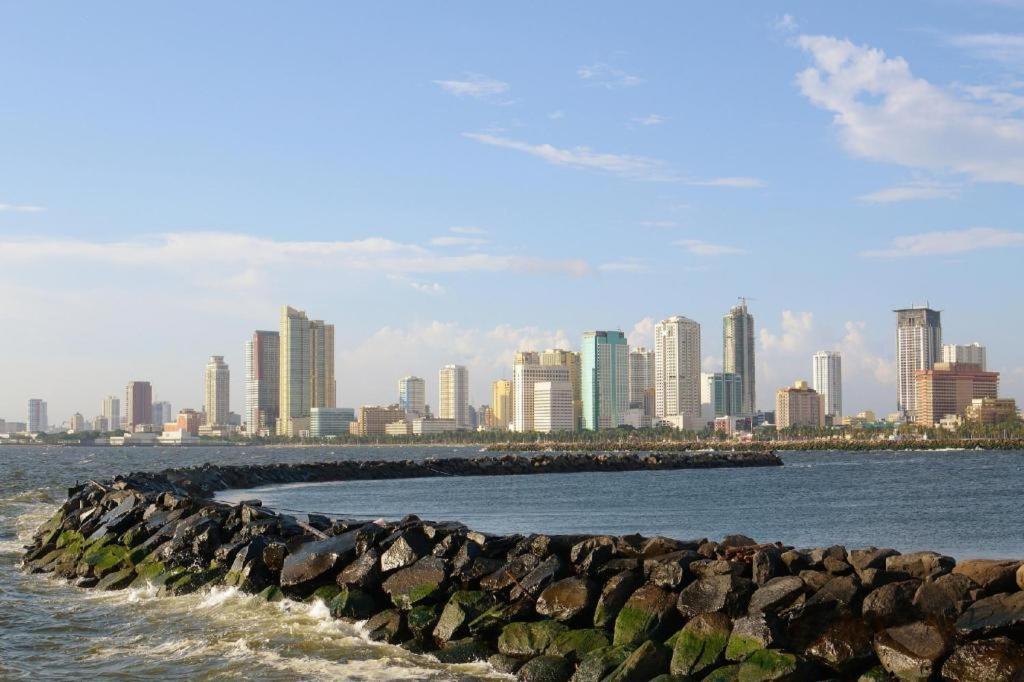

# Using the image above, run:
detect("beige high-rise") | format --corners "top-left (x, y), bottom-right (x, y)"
top-left (775, 380), bottom-right (824, 429)
top-left (513, 355), bottom-right (570, 433)
top-left (310, 320), bottom-right (336, 409)
top-left (278, 306), bottom-right (311, 436)
top-left (655, 316), bottom-right (701, 420)
top-left (491, 379), bottom-right (513, 429)
top-left (439, 365), bottom-right (469, 429)
top-left (204, 355), bottom-right (230, 427)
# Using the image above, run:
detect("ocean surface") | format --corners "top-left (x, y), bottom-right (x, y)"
top-left (2, 445), bottom-right (1023, 680)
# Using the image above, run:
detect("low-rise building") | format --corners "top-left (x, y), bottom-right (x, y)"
top-left (964, 397), bottom-right (1018, 424)
top-left (914, 362), bottom-right (999, 425)
top-left (310, 407), bottom-right (356, 437)
top-left (354, 405), bottom-right (407, 436)
top-left (411, 418), bottom-right (456, 435)
top-left (385, 419), bottom-right (412, 436)
top-left (775, 380), bottom-right (824, 429)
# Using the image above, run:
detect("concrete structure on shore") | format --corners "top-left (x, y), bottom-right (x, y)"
top-left (723, 300), bottom-right (756, 416)
top-left (438, 365), bottom-right (469, 430)
top-left (581, 330), bottom-right (629, 430)
top-left (398, 376), bottom-right (426, 417)
top-left (812, 350), bottom-right (842, 421)
top-left (245, 330), bottom-right (280, 435)
top-left (776, 380), bottom-right (825, 429)
top-left (895, 306), bottom-right (942, 422)
top-left (915, 362), bottom-right (999, 425)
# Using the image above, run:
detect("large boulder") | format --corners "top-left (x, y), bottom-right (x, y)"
top-left (677, 574), bottom-right (754, 619)
top-left (805, 574), bottom-right (862, 609)
top-left (873, 621), bottom-right (950, 681)
top-left (940, 636), bottom-right (1024, 682)
top-left (613, 583), bottom-right (679, 647)
top-left (279, 530), bottom-right (358, 588)
top-left (365, 608), bottom-right (406, 643)
top-left (644, 550), bottom-right (700, 590)
top-left (849, 547), bottom-right (899, 573)
top-left (498, 620), bottom-right (569, 658)
top-left (669, 611), bottom-right (732, 678)
top-left (336, 548), bottom-right (380, 589)
top-left (480, 553), bottom-right (541, 593)
top-left (913, 573), bottom-right (977, 624)
top-left (748, 576), bottom-right (805, 615)
top-left (381, 555), bottom-right (447, 609)
top-left (955, 591), bottom-right (1024, 638)
top-left (952, 559), bottom-right (1022, 596)
top-left (379, 527), bottom-right (432, 573)
top-left (752, 546), bottom-right (785, 586)
top-left (536, 577), bottom-right (598, 623)
top-left (545, 628), bottom-right (610, 663)
top-left (1018, 564), bottom-right (1024, 591)
top-left (804, 616), bottom-right (875, 675)
top-left (434, 590), bottom-right (495, 643)
top-left (433, 636), bottom-right (493, 664)
top-left (515, 654), bottom-right (573, 682)
top-left (572, 645), bottom-right (637, 682)
top-left (885, 551), bottom-right (955, 581)
top-left (726, 613), bottom-right (784, 661)
top-left (511, 555), bottom-right (566, 601)
top-left (603, 640), bottom-right (671, 682)
top-left (594, 571), bottom-right (643, 629)
top-left (733, 649), bottom-right (804, 681)
top-left (861, 580), bottom-right (920, 627)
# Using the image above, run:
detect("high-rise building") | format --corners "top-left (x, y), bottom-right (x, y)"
top-left (534, 380), bottom-right (574, 433)
top-left (204, 355), bottom-right (230, 427)
top-left (102, 395), bottom-right (121, 431)
top-left (723, 300), bottom-right (756, 415)
top-left (628, 347), bottom-right (656, 418)
top-left (152, 401), bottom-right (173, 426)
top-left (278, 306), bottom-right (312, 436)
top-left (439, 365), bottom-right (470, 429)
top-left (124, 382), bottom-right (153, 429)
top-left (812, 351), bottom-right (843, 420)
top-left (654, 317), bottom-right (701, 421)
top-left (310, 319), bottom-right (336, 409)
top-left (92, 415), bottom-right (109, 432)
top-left (245, 330), bottom-right (280, 434)
top-left (581, 330), bottom-right (629, 430)
top-left (776, 380), bottom-right (824, 429)
top-left (540, 349), bottom-right (583, 430)
top-left (491, 379), bottom-right (513, 430)
top-left (513, 357), bottom-right (570, 432)
top-left (706, 372), bottom-right (743, 417)
top-left (941, 342), bottom-right (986, 370)
top-left (68, 412), bottom-right (86, 433)
top-left (895, 307), bottom-right (942, 421)
top-left (27, 398), bottom-right (48, 433)
top-left (398, 376), bottom-right (426, 417)
top-left (914, 362), bottom-right (999, 425)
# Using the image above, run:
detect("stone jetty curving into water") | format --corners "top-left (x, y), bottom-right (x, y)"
top-left (21, 452), bottom-right (1024, 681)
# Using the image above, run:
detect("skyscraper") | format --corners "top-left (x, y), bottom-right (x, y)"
top-left (310, 319), bottom-right (336, 409)
top-left (398, 376), bottom-right (426, 417)
top-left (439, 364), bottom-right (469, 429)
top-left (245, 330), bottom-right (280, 434)
top-left (628, 347), bottom-right (655, 417)
top-left (895, 306), bottom-right (942, 421)
top-left (27, 398), bottom-right (47, 433)
top-left (706, 372), bottom-right (743, 417)
top-left (581, 330), bottom-right (629, 430)
top-left (540, 349), bottom-right (583, 430)
top-left (812, 350), bottom-right (843, 420)
top-left (278, 306), bottom-right (312, 436)
top-left (723, 300), bottom-right (756, 415)
top-left (513, 356), bottom-right (570, 432)
top-left (124, 381), bottom-right (153, 429)
top-left (941, 342), bottom-right (986, 370)
top-left (102, 395), bottom-right (120, 431)
top-left (152, 401), bottom-right (173, 425)
top-left (204, 355), bottom-right (230, 427)
top-left (654, 316), bottom-right (701, 420)
top-left (491, 379), bottom-right (513, 430)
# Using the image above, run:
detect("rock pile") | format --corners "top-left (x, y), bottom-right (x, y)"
top-left (21, 458), bottom-right (1024, 681)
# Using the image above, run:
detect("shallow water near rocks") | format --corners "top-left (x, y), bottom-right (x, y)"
top-left (2, 445), bottom-right (1022, 680)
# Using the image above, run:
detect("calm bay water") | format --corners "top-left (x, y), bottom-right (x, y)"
top-left (2, 445), bottom-right (1022, 680)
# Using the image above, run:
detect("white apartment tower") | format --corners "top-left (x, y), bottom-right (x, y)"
top-left (245, 330), bottom-right (280, 434)
top-left (513, 356), bottom-right (571, 432)
top-left (398, 376), bottom-right (426, 417)
top-left (102, 395), bottom-right (121, 431)
top-left (533, 380), bottom-right (574, 433)
top-left (654, 316), bottom-right (702, 420)
top-left (628, 347), bottom-right (655, 414)
top-left (439, 364), bottom-right (470, 429)
top-left (942, 342), bottom-right (986, 370)
top-left (27, 398), bottom-right (48, 433)
top-left (204, 355), bottom-right (230, 427)
top-left (812, 350), bottom-right (843, 419)
top-left (895, 307), bottom-right (942, 421)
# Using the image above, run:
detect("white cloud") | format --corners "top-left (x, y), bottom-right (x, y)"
top-left (464, 132), bottom-right (764, 187)
top-left (949, 33), bottom-right (1024, 67)
top-left (433, 74), bottom-right (510, 99)
top-left (674, 239), bottom-right (748, 256)
top-left (774, 14), bottom-right (799, 33)
top-left (430, 236), bottom-right (488, 247)
top-left (449, 226), bottom-right (487, 235)
top-left (861, 227), bottom-right (1024, 258)
top-left (629, 317), bottom-right (655, 349)
top-left (632, 114), bottom-right (667, 126)
top-left (858, 180), bottom-right (961, 203)
top-left (577, 63), bottom-right (643, 89)
top-left (702, 355), bottom-right (720, 373)
top-left (797, 34), bottom-right (1024, 185)
top-left (759, 311), bottom-right (815, 353)
top-left (840, 321), bottom-right (896, 386)
top-left (0, 202), bottom-right (45, 213)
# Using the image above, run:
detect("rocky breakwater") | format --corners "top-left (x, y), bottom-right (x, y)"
top-left (21, 455), bottom-right (1024, 682)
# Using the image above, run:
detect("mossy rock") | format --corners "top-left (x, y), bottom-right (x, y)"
top-left (515, 654), bottom-right (573, 682)
top-left (120, 524), bottom-right (148, 548)
top-left (725, 633), bottom-right (766, 663)
top-left (328, 587), bottom-right (377, 620)
top-left (96, 567), bottom-right (136, 591)
top-left (434, 590), bottom-right (495, 643)
top-left (487, 653), bottom-right (524, 674)
top-left (129, 561), bottom-right (167, 587)
top-left (498, 620), bottom-right (569, 658)
top-left (603, 640), bottom-right (671, 682)
top-left (257, 585), bottom-right (285, 602)
top-left (567, 644), bottom-right (637, 682)
top-left (407, 604), bottom-right (441, 639)
top-left (735, 649), bottom-right (800, 681)
top-left (612, 584), bottom-right (677, 647)
top-left (433, 636), bottom-right (493, 664)
top-left (704, 664), bottom-right (742, 681)
top-left (82, 543), bottom-right (128, 577)
top-left (160, 569), bottom-right (217, 597)
top-left (670, 613), bottom-right (732, 678)
top-left (56, 529), bottom-right (84, 550)
top-left (309, 585), bottom-right (342, 603)
top-left (545, 628), bottom-right (610, 663)
top-left (40, 511), bottom-right (66, 546)
top-left (147, 566), bottom-right (186, 590)
top-left (124, 545), bottom-right (150, 567)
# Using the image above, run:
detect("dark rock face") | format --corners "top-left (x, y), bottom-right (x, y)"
top-left (536, 577), bottom-right (597, 623)
top-left (752, 546), bottom-right (785, 586)
top-left (515, 654), bottom-right (573, 682)
top-left (940, 636), bottom-right (1024, 682)
top-left (913, 573), bottom-right (976, 624)
top-left (805, 616), bottom-right (874, 674)
top-left (279, 530), bottom-right (358, 588)
top-left (861, 579), bottom-right (921, 627)
top-left (676, 574), bottom-right (754, 619)
top-left (748, 576), bottom-right (805, 615)
top-left (885, 551), bottom-right (955, 581)
top-left (726, 613), bottom-right (784, 661)
top-left (873, 621), bottom-right (950, 681)
top-left (956, 591), bottom-right (1024, 638)
top-left (381, 556), bottom-right (447, 609)
top-left (603, 639), bottom-right (671, 681)
top-left (953, 559), bottom-right (1023, 596)
top-left (593, 571), bottom-right (643, 630)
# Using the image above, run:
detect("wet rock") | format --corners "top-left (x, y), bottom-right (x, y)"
top-left (955, 591), bottom-right (1024, 638)
top-left (328, 586), bottom-right (377, 620)
top-left (488, 653), bottom-right (524, 674)
top-left (594, 570), bottom-right (643, 629)
top-left (407, 603), bottom-right (442, 640)
top-left (798, 569), bottom-right (831, 593)
top-left (498, 620), bottom-right (569, 658)
top-left (676, 574), bottom-right (754, 619)
top-left (536, 577), bottom-right (597, 622)
top-left (480, 553), bottom-right (541, 593)
top-left (720, 534), bottom-right (757, 549)
top-left (571, 645), bottom-right (637, 682)
top-left (726, 613), bottom-right (784, 661)
top-left (365, 608), bottom-right (406, 643)
top-left (690, 559), bottom-right (748, 579)
top-left (95, 567), bottom-right (135, 590)
top-left (952, 559), bottom-right (1022, 596)
top-left (873, 621), bottom-right (950, 681)
top-left (433, 636), bottom-right (493, 663)
top-left (752, 546), bottom-right (785, 586)
top-left (644, 550), bottom-right (700, 590)
top-left (434, 590), bottom-right (495, 643)
top-left (940, 636), bottom-right (1024, 682)
top-left (603, 640), bottom-right (671, 682)
top-left (703, 664), bottom-right (742, 681)
top-left (336, 548), bottom-right (380, 589)
top-left (593, 558), bottom-right (642, 582)
top-left (381, 556), bottom-right (447, 609)
top-left (511, 555), bottom-right (566, 601)
top-left (913, 573), bottom-right (976, 624)
top-left (805, 574), bottom-right (861, 609)
top-left (781, 549), bottom-right (808, 573)
top-left (734, 648), bottom-right (803, 681)
top-left (748, 576), bottom-right (805, 614)
top-left (379, 527), bottom-right (432, 573)
top-left (516, 654), bottom-right (573, 682)
top-left (849, 547), bottom-right (900, 573)
top-left (613, 583), bottom-right (679, 647)
top-left (824, 557), bottom-right (854, 576)
top-left (642, 536), bottom-right (694, 557)
top-left (885, 551), bottom-right (954, 581)
top-left (805, 616), bottom-right (875, 674)
top-left (861, 580), bottom-right (920, 627)
top-left (546, 628), bottom-right (610, 663)
top-left (669, 611), bottom-right (732, 677)
top-left (279, 530), bottom-right (358, 588)
top-left (257, 585), bottom-right (285, 602)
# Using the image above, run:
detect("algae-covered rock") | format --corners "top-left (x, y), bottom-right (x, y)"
top-left (382, 556), bottom-right (447, 609)
top-left (498, 620), bottom-right (569, 658)
top-left (434, 590), bottom-right (495, 643)
top-left (257, 585), bottom-right (285, 602)
top-left (594, 570), bottom-right (642, 630)
top-left (536, 577), bottom-right (597, 623)
top-left (365, 608), bottom-right (406, 643)
top-left (308, 584), bottom-right (341, 603)
top-left (603, 639), bottom-right (671, 682)
top-left (407, 603), bottom-right (441, 640)
top-left (96, 567), bottom-right (135, 590)
top-left (570, 644), bottom-right (637, 682)
top-left (545, 628), bottom-right (609, 663)
top-left (726, 613), bottom-right (782, 662)
top-left (515, 654), bottom-right (573, 682)
top-left (433, 636), bottom-right (493, 664)
top-left (328, 586), bottom-right (378, 620)
top-left (613, 583), bottom-right (678, 647)
top-left (735, 648), bottom-right (802, 681)
top-left (670, 611), bottom-right (732, 677)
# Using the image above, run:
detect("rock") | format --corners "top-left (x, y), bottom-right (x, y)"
top-left (515, 654), bottom-right (573, 682)
top-left (1018, 564), bottom-right (1024, 591)
top-left (546, 628), bottom-right (610, 663)
top-left (365, 608), bottom-right (406, 643)
top-left (726, 613), bottom-right (783, 661)
top-left (308, 584), bottom-right (341, 603)
top-left (225, 538), bottom-right (273, 593)
top-left (676, 574), bottom-right (754, 619)
top-left (940, 637), bottom-right (1024, 682)
top-left (644, 550), bottom-right (700, 589)
top-left (379, 527), bottom-right (432, 573)
top-left (433, 636), bottom-right (493, 664)
top-left (511, 555), bottom-right (566, 601)
top-left (488, 653), bottom-right (524, 674)
top-left (480, 553), bottom-right (541, 593)
top-left (955, 591), bottom-right (1024, 638)
top-left (849, 547), bottom-right (900, 573)
top-left (434, 590), bottom-right (495, 643)
top-left (734, 648), bottom-right (803, 681)
top-left (798, 570), bottom-right (831, 593)
top-left (861, 580), bottom-right (920, 627)
top-left (720, 534), bottom-right (757, 549)
top-left (335, 548), bottom-right (380, 589)
top-left (279, 530), bottom-right (358, 588)
top-left (498, 620), bottom-right (569, 658)
top-left (703, 664), bottom-right (742, 681)
top-left (95, 567), bottom-right (135, 590)
top-left (257, 585), bottom-right (285, 602)
top-left (873, 621), bottom-right (950, 681)
top-left (669, 611), bottom-right (732, 678)
top-left (328, 586), bottom-right (377, 620)
top-left (381, 556), bottom-right (447, 609)
top-left (613, 583), bottom-right (679, 647)
top-left (603, 640), bottom-right (671, 682)
top-left (691, 559), bottom-right (748, 579)
top-left (824, 557), bottom-right (854, 576)
top-left (748, 576), bottom-right (805, 614)
top-left (780, 549), bottom-right (808, 573)
top-left (913, 573), bottom-right (976, 624)
top-left (466, 598), bottom-right (534, 636)
top-left (857, 665), bottom-right (894, 681)
top-left (594, 571), bottom-right (643, 629)
top-left (593, 558), bottom-right (642, 582)
top-left (885, 551), bottom-right (954, 581)
top-left (953, 559), bottom-right (1022, 596)
top-left (407, 603), bottom-right (441, 640)
top-left (805, 616), bottom-right (874, 674)
top-left (261, 541), bottom-right (287, 572)
top-left (572, 645), bottom-right (637, 682)
top-left (805, 574), bottom-right (861, 609)
top-left (752, 546), bottom-right (785, 586)
top-left (807, 545), bottom-right (847, 567)
top-left (536, 577), bottom-right (598, 623)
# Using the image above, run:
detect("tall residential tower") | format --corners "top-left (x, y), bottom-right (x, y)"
top-left (277, 306), bottom-right (312, 436)
top-left (439, 364), bottom-right (469, 429)
top-left (723, 300), bottom-right (756, 415)
top-left (812, 351), bottom-right (843, 420)
top-left (581, 330), bottom-right (629, 430)
top-left (245, 330), bottom-right (280, 434)
top-left (654, 316), bottom-right (701, 421)
top-left (398, 376), bottom-right (426, 417)
top-left (895, 307), bottom-right (942, 421)
top-left (204, 355), bottom-right (230, 427)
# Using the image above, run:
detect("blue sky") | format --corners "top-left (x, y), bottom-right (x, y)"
top-left (3, 1), bottom-right (1024, 425)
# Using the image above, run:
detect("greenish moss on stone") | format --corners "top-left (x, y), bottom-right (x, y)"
top-left (735, 649), bottom-right (799, 681)
top-left (497, 620), bottom-right (569, 658)
top-left (546, 628), bottom-right (610, 662)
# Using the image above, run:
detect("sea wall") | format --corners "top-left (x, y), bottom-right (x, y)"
top-left (21, 452), bottom-right (1024, 681)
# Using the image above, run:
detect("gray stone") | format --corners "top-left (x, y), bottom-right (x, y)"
top-left (511, 554), bottom-right (566, 601)
top-left (676, 574), bottom-right (754, 619)
top-left (873, 621), bottom-right (950, 682)
top-left (593, 570), bottom-right (643, 629)
top-left (752, 546), bottom-right (785, 586)
top-left (669, 611), bottom-right (732, 677)
top-left (861, 580), bottom-right (921, 627)
top-left (849, 547), bottom-right (899, 573)
top-left (279, 530), bottom-right (358, 587)
top-left (748, 576), bottom-right (805, 614)
top-left (434, 590), bottom-right (495, 643)
top-left (515, 654), bottom-right (573, 682)
top-left (885, 551), bottom-right (955, 581)
top-left (613, 583), bottom-right (679, 647)
top-left (952, 559), bottom-right (1022, 596)
top-left (335, 548), bottom-right (380, 588)
top-left (941, 637), bottom-right (1024, 682)
top-left (381, 555), bottom-right (447, 609)
top-left (955, 591), bottom-right (1024, 638)
top-left (726, 613), bottom-right (783, 661)
top-left (805, 616), bottom-right (874, 674)
top-left (536, 577), bottom-right (597, 622)
top-left (913, 573), bottom-right (976, 624)
top-left (379, 527), bottom-right (432, 573)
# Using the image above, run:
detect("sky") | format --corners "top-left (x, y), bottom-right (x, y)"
top-left (3, 1), bottom-right (1024, 426)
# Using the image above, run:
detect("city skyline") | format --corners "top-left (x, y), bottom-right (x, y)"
top-left (4, 3), bottom-right (1024, 421)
